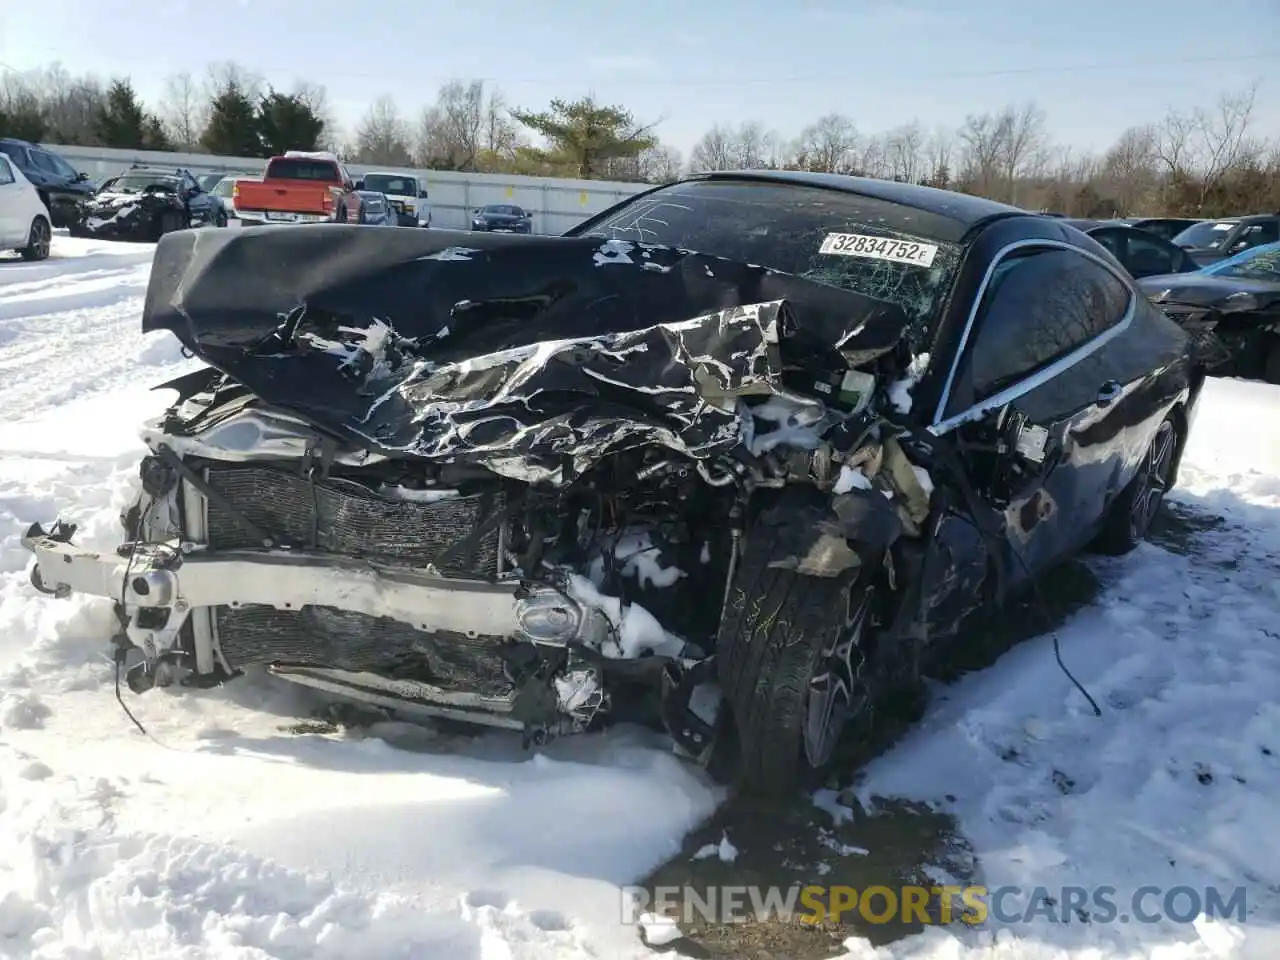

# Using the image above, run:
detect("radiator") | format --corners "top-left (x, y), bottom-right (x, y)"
top-left (197, 464), bottom-right (509, 688)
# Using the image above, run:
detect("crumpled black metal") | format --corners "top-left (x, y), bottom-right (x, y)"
top-left (142, 226), bottom-right (912, 483)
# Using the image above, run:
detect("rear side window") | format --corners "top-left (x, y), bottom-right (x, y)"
top-left (966, 248), bottom-right (1130, 400)
top-left (265, 159), bottom-right (340, 181)
top-left (0, 158), bottom-right (14, 185)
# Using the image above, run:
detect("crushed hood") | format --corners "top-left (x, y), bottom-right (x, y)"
top-left (142, 225), bottom-right (912, 484)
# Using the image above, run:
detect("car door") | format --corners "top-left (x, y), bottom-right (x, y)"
top-left (181, 173), bottom-right (215, 225)
top-left (930, 242), bottom-right (1145, 587)
top-left (0, 156), bottom-right (21, 244)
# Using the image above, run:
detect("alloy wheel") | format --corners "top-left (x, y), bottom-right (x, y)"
top-left (1129, 420), bottom-right (1176, 540)
top-left (803, 585), bottom-right (873, 769)
top-left (30, 218), bottom-right (51, 259)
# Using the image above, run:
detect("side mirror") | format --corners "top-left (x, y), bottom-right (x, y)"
top-left (419, 190), bottom-right (428, 199)
top-left (353, 179), bottom-right (364, 190)
top-left (1231, 240), bottom-right (1248, 252)
top-left (75, 171), bottom-right (89, 181)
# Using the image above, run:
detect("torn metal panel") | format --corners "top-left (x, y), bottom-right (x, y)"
top-left (141, 226), bottom-right (913, 481)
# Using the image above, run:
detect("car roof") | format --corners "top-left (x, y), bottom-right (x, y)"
top-left (682, 170), bottom-right (1027, 243)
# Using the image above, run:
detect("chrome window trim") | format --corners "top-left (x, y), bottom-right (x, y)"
top-left (929, 238), bottom-right (1136, 437)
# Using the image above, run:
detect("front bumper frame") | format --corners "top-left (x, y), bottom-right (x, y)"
top-left (23, 531), bottom-right (612, 678)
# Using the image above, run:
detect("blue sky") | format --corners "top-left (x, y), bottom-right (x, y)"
top-left (1, 0), bottom-right (1276, 157)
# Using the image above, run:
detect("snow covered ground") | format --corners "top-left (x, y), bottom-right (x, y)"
top-left (0, 236), bottom-right (1277, 959)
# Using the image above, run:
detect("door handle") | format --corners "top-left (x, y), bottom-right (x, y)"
top-left (1097, 380), bottom-right (1123, 407)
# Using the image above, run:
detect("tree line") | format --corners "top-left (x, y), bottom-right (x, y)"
top-left (1, 60), bottom-right (1275, 218)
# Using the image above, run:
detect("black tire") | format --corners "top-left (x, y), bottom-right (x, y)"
top-left (19, 216), bottom-right (51, 261)
top-left (1092, 415), bottom-right (1180, 555)
top-left (715, 522), bottom-right (875, 796)
top-left (334, 203), bottom-right (347, 224)
top-left (1263, 338), bottom-right (1280, 385)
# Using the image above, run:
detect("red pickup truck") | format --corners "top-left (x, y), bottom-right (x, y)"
top-left (234, 152), bottom-right (363, 225)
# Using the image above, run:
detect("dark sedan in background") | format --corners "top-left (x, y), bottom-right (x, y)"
top-left (471, 203), bottom-right (533, 233)
top-left (1140, 240), bottom-right (1280, 384)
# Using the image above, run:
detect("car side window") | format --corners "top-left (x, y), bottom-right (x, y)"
top-left (965, 247), bottom-right (1131, 401)
top-left (0, 157), bottom-right (14, 185)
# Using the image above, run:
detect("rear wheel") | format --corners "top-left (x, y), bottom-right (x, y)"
top-left (19, 216), bottom-right (51, 261)
top-left (1093, 416), bottom-right (1180, 555)
top-left (715, 523), bottom-right (876, 795)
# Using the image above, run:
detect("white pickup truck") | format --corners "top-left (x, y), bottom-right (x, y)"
top-left (357, 172), bottom-right (432, 227)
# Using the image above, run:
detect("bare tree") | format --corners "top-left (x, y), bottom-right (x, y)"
top-left (637, 143), bottom-right (682, 182)
top-left (1155, 108), bottom-right (1197, 179)
top-left (160, 71), bottom-right (206, 149)
top-left (732, 121), bottom-right (775, 168)
top-left (203, 61), bottom-right (264, 103)
top-left (998, 102), bottom-right (1048, 203)
top-left (884, 121), bottom-right (925, 183)
top-left (689, 124), bottom-right (736, 171)
top-left (957, 111), bottom-right (1006, 196)
top-left (1191, 84), bottom-right (1261, 206)
top-left (924, 126), bottom-right (954, 186)
top-left (793, 113), bottom-right (858, 173)
top-left (1101, 124), bottom-right (1159, 214)
top-left (355, 95), bottom-right (414, 165)
top-left (482, 88), bottom-right (520, 160)
top-left (27, 64), bottom-right (104, 144)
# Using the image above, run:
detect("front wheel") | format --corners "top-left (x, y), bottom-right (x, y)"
top-left (1092, 415), bottom-right (1180, 555)
top-left (19, 216), bottom-right (51, 261)
top-left (715, 522), bottom-right (877, 795)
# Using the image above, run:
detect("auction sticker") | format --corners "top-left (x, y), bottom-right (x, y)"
top-left (820, 232), bottom-right (938, 267)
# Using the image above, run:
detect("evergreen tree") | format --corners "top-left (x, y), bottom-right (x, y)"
top-left (201, 80), bottom-right (262, 157)
top-left (142, 115), bottom-right (173, 151)
top-left (94, 79), bottom-right (149, 148)
top-left (511, 96), bottom-right (655, 179)
top-left (257, 89), bottom-right (324, 155)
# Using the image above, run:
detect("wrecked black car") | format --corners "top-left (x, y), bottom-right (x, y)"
top-left (70, 166), bottom-right (227, 241)
top-left (1139, 240), bottom-right (1280, 384)
top-left (24, 172), bottom-right (1205, 795)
